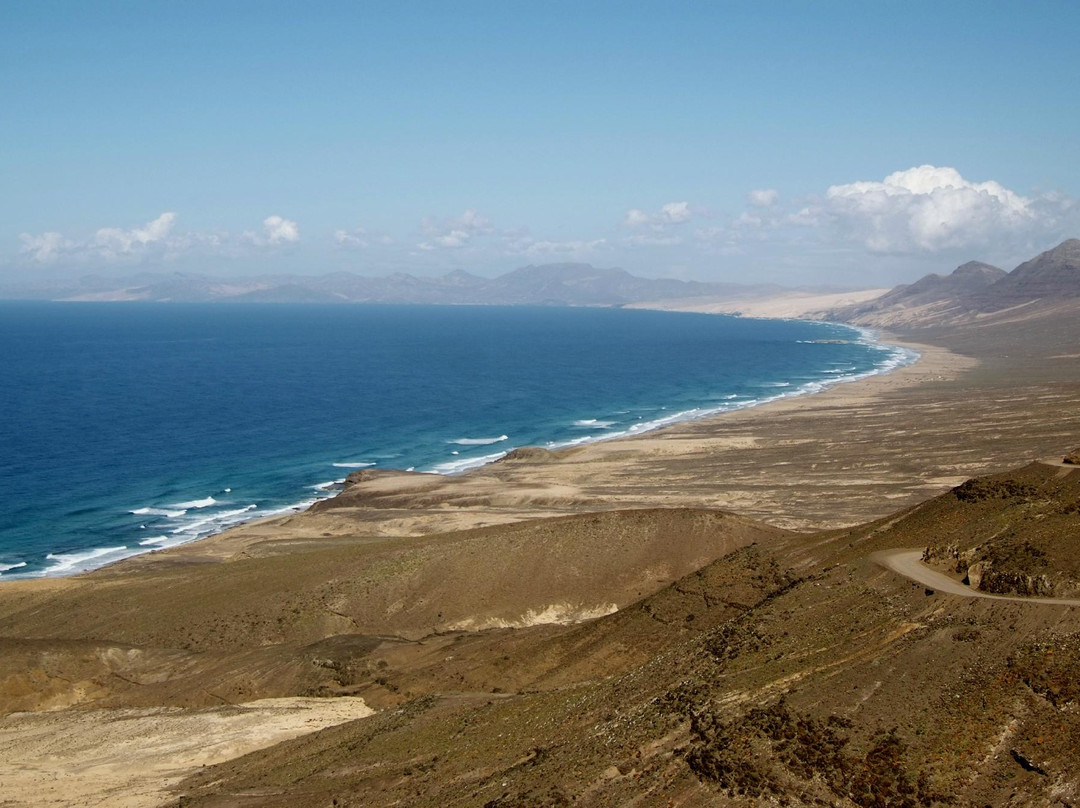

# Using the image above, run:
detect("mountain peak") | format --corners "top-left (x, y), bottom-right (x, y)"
top-left (975, 238), bottom-right (1080, 310)
top-left (952, 261), bottom-right (1005, 280)
top-left (1042, 238), bottom-right (1080, 260)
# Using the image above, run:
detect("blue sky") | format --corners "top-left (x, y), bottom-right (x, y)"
top-left (2, 1), bottom-right (1078, 285)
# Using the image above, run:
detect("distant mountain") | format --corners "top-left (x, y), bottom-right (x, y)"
top-left (970, 238), bottom-right (1080, 311)
top-left (890, 261), bottom-right (1007, 304)
top-left (0, 263), bottom-right (774, 307)
top-left (823, 239), bottom-right (1080, 327)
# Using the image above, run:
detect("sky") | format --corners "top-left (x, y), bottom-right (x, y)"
top-left (2, 0), bottom-right (1079, 287)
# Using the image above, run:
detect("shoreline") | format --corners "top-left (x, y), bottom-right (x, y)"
top-left (2, 307), bottom-right (1079, 807)
top-left (430, 320), bottom-right (919, 475)
top-left (0, 318), bottom-right (923, 582)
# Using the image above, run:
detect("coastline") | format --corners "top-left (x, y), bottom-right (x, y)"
top-left (45, 328), bottom-right (971, 574)
top-left (2, 308), bottom-right (1079, 807)
top-left (134, 324), bottom-right (1019, 569)
top-left (0, 315), bottom-right (916, 581)
top-left (7, 302), bottom-right (1079, 580)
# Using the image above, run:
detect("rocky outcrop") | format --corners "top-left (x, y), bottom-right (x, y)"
top-left (962, 559), bottom-right (1056, 596)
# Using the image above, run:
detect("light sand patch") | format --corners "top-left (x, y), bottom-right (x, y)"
top-left (0, 696), bottom-right (374, 808)
top-left (448, 602), bottom-right (619, 631)
top-left (629, 289), bottom-right (889, 319)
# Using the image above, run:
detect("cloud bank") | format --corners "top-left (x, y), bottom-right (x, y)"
top-left (823, 165), bottom-right (1043, 253)
top-left (418, 209), bottom-right (493, 250)
top-left (9, 167), bottom-right (1077, 285)
top-left (18, 213), bottom-right (300, 265)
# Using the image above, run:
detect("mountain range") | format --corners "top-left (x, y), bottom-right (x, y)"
top-left (824, 238), bottom-right (1080, 327)
top-left (0, 263), bottom-right (777, 307)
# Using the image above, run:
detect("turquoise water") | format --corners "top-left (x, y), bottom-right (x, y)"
top-left (0, 302), bottom-right (915, 578)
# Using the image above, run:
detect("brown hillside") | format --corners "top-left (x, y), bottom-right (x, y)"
top-left (167, 462), bottom-right (1080, 807)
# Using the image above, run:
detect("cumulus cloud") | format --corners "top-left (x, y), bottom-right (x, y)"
top-left (748, 189), bottom-right (779, 208)
top-left (19, 231), bottom-right (71, 262)
top-left (822, 165), bottom-right (1045, 253)
top-left (263, 215), bottom-right (299, 245)
top-left (417, 208), bottom-right (494, 250)
top-left (20, 213), bottom-right (179, 263)
top-left (658, 201), bottom-right (692, 223)
top-left (621, 201), bottom-right (701, 248)
top-left (18, 212), bottom-right (306, 266)
top-left (93, 212), bottom-right (177, 258)
top-left (623, 201), bottom-right (696, 229)
top-left (334, 227), bottom-right (368, 248)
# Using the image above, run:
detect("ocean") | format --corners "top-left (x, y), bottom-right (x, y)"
top-left (0, 302), bottom-right (916, 578)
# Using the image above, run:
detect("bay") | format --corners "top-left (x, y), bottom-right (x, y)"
top-left (0, 302), bottom-right (914, 577)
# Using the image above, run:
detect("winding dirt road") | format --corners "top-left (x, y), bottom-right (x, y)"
top-left (875, 549), bottom-right (1080, 607)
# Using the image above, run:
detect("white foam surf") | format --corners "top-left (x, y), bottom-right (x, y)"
top-left (130, 507), bottom-right (187, 518)
top-left (40, 546), bottom-right (142, 576)
top-left (449, 435), bottom-right (509, 446)
top-left (429, 450), bottom-right (510, 475)
top-left (572, 419), bottom-right (616, 428)
top-left (332, 461), bottom-right (375, 468)
top-left (258, 498), bottom-right (320, 518)
top-left (0, 561), bottom-right (27, 574)
top-left (170, 504), bottom-right (258, 535)
top-left (170, 497), bottom-right (217, 509)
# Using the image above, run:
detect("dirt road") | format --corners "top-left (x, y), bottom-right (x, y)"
top-left (875, 549), bottom-right (1080, 606)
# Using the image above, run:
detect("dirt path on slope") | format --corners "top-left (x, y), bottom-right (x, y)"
top-left (874, 549), bottom-right (1080, 606)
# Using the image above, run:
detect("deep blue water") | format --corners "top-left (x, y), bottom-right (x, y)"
top-left (0, 302), bottom-right (914, 578)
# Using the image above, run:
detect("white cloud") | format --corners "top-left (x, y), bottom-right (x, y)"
top-left (659, 201), bottom-right (692, 224)
top-left (748, 189), bottom-right (779, 208)
top-left (19, 231), bottom-right (70, 263)
top-left (93, 212), bottom-right (177, 258)
top-left (621, 201), bottom-right (700, 249)
top-left (823, 165), bottom-right (1041, 253)
top-left (18, 212), bottom-right (306, 266)
top-left (418, 208), bottom-right (493, 250)
top-left (334, 227), bottom-right (368, 248)
top-left (20, 213), bottom-right (179, 263)
top-left (263, 215), bottom-right (299, 245)
top-left (623, 201), bottom-right (697, 229)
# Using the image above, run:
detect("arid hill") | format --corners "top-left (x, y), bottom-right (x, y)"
top-left (973, 238), bottom-right (1080, 311)
top-left (2, 462), bottom-right (1080, 807)
top-left (159, 461), bottom-right (1080, 807)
